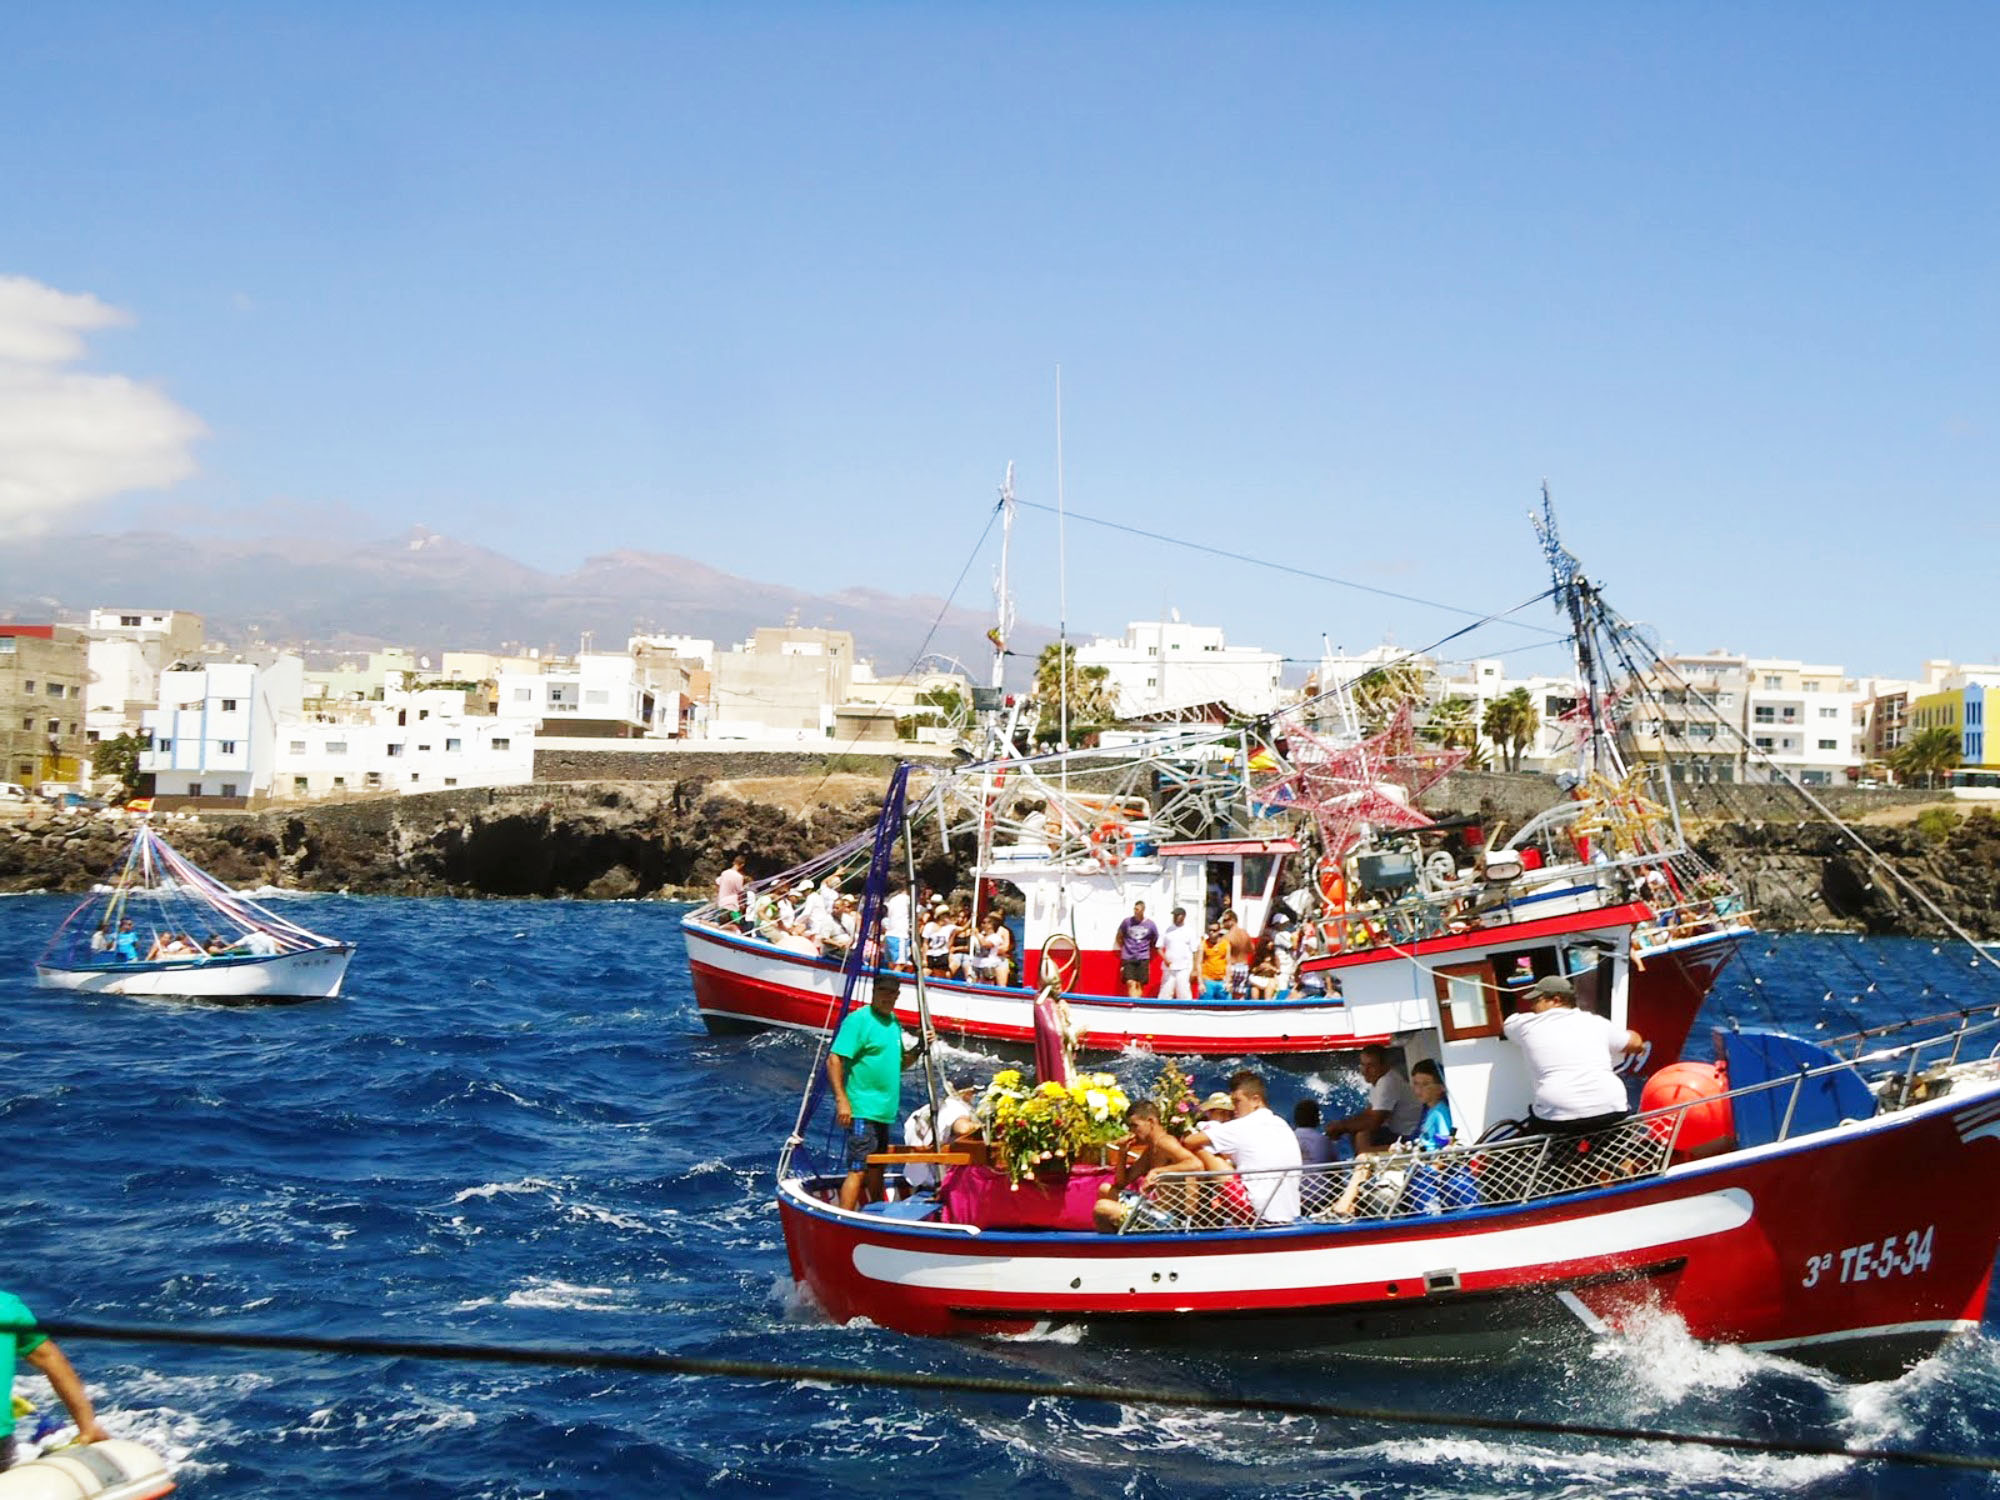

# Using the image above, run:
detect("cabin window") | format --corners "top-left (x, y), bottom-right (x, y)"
top-left (1241, 854), bottom-right (1276, 904)
top-left (1434, 962), bottom-right (1504, 1041)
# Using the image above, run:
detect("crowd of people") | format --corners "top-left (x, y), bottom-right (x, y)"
top-left (825, 962), bottom-right (1645, 1234)
top-left (713, 854), bottom-right (1023, 985)
top-left (1111, 900), bottom-right (1338, 1002)
top-left (85, 917), bottom-right (281, 963)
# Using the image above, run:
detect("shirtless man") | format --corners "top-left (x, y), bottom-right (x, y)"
top-left (1094, 1100), bottom-right (1203, 1231)
top-left (1223, 909), bottom-right (1255, 999)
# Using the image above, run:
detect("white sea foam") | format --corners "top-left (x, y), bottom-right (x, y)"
top-left (452, 1176), bottom-right (556, 1203)
top-left (564, 1200), bottom-right (651, 1232)
top-left (502, 1277), bottom-right (628, 1311)
top-left (1586, 1303), bottom-right (1819, 1411)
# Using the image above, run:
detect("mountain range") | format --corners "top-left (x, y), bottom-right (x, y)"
top-left (0, 525), bottom-right (1047, 676)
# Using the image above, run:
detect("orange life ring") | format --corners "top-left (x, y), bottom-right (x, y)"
top-left (1090, 818), bottom-right (1126, 869)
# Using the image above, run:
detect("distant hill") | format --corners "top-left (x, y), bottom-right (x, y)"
top-left (0, 525), bottom-right (1048, 678)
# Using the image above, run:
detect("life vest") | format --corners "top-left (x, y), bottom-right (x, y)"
top-left (1316, 857), bottom-right (1347, 912)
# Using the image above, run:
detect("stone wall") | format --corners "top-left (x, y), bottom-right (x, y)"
top-left (532, 747), bottom-right (922, 781)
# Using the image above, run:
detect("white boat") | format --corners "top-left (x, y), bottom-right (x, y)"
top-left (34, 825), bottom-right (354, 1001)
top-left (0, 1439), bottom-right (173, 1500)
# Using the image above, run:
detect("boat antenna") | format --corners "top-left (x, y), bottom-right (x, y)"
top-left (1055, 367), bottom-right (1072, 922)
top-left (1534, 482), bottom-right (1617, 778)
top-left (991, 463), bottom-right (1015, 702)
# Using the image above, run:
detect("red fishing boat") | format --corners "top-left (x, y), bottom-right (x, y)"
top-left (771, 500), bottom-right (2000, 1372)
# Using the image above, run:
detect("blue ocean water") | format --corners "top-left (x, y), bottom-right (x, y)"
top-left (4, 893), bottom-right (2000, 1499)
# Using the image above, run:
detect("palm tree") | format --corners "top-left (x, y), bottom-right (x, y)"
top-left (1351, 662), bottom-right (1431, 735)
top-left (1425, 695), bottom-right (1477, 751)
top-left (1481, 688), bottom-right (1541, 773)
top-left (1032, 643), bottom-right (1119, 747)
top-left (1891, 726), bottom-right (1962, 789)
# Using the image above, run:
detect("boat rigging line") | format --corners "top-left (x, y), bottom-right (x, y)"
top-left (10, 1318), bottom-right (1997, 1477)
top-left (1014, 496), bottom-right (1571, 639)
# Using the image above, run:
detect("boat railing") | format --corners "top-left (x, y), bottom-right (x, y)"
top-left (1115, 1019), bottom-right (1998, 1235)
top-left (1115, 1117), bottom-right (1679, 1235)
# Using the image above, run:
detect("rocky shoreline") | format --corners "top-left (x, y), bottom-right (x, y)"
top-left (5, 772), bottom-right (1998, 941)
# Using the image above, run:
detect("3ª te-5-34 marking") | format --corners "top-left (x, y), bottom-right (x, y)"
top-left (1801, 1226), bottom-right (1934, 1288)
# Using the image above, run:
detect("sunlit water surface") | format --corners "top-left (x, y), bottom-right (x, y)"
top-left (4, 894), bottom-right (1999, 1498)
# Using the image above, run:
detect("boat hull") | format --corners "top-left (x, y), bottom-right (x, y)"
top-left (688, 921), bottom-right (1387, 1056)
top-left (36, 945), bottom-right (355, 1000)
top-left (778, 1083), bottom-right (2000, 1373)
top-left (686, 915), bottom-right (1732, 1061)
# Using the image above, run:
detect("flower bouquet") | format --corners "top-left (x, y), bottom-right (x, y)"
top-left (1152, 1058), bottom-right (1200, 1137)
top-left (974, 1068), bottom-right (1132, 1188)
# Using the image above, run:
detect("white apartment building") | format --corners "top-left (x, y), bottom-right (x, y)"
top-left (140, 656), bottom-right (305, 803)
top-left (1741, 659), bottom-right (1868, 786)
top-left (274, 686), bottom-right (532, 799)
top-left (496, 652), bottom-right (659, 738)
top-left (1629, 653), bottom-right (1870, 785)
top-left (82, 608), bottom-right (206, 743)
top-left (1080, 618), bottom-right (1284, 719)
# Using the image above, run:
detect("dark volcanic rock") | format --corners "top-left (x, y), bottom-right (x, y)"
top-left (0, 780), bottom-right (884, 901)
top-left (9, 771), bottom-right (1999, 941)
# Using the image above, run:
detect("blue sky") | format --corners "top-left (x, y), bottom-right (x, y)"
top-left (2, 4), bottom-right (1994, 679)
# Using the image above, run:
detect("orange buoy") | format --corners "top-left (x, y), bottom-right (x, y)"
top-left (1641, 1061), bottom-right (1734, 1158)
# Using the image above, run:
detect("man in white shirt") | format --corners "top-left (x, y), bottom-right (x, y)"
top-left (1185, 1070), bottom-right (1303, 1223)
top-left (1325, 1045), bottom-right (1424, 1154)
top-left (882, 886), bottom-right (913, 970)
top-left (1502, 975), bottom-right (1644, 1134)
top-left (1157, 906), bottom-right (1198, 1000)
top-left (801, 876), bottom-right (841, 943)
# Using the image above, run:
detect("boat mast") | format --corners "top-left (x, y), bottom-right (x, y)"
top-left (971, 465), bottom-right (1018, 935)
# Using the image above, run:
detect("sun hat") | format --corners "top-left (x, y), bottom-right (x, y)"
top-left (1201, 1092), bottom-right (1234, 1114)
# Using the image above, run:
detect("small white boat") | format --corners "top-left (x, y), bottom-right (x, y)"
top-left (0, 1439), bottom-right (173, 1500)
top-left (34, 825), bottom-right (353, 1001)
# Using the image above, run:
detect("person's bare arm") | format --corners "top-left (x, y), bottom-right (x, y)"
top-left (24, 1341), bottom-right (108, 1444)
top-left (827, 1054), bottom-right (853, 1128)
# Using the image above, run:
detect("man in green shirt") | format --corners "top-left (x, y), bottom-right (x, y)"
top-left (0, 1289), bottom-right (108, 1467)
top-left (827, 974), bottom-right (927, 1210)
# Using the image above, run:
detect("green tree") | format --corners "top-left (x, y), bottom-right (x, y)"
top-left (1481, 688), bottom-right (1540, 773)
top-left (1032, 643), bottom-right (1119, 746)
top-left (1892, 726), bottom-right (1962, 789)
top-left (896, 684), bottom-right (972, 741)
top-left (92, 732), bottom-right (147, 798)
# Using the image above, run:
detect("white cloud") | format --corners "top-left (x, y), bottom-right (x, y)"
top-left (0, 274), bottom-right (206, 530)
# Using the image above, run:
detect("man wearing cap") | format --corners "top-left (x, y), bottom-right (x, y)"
top-left (1157, 906), bottom-right (1198, 1001)
top-left (0, 1287), bottom-right (108, 1467)
top-left (828, 974), bottom-right (929, 1210)
top-left (1502, 974), bottom-right (1646, 1135)
top-left (1112, 900), bottom-right (1160, 998)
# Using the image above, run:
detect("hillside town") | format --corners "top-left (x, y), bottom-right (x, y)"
top-left (1, 605), bottom-right (1994, 808)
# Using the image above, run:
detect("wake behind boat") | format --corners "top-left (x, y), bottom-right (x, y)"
top-left (34, 824), bottom-right (354, 1001)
